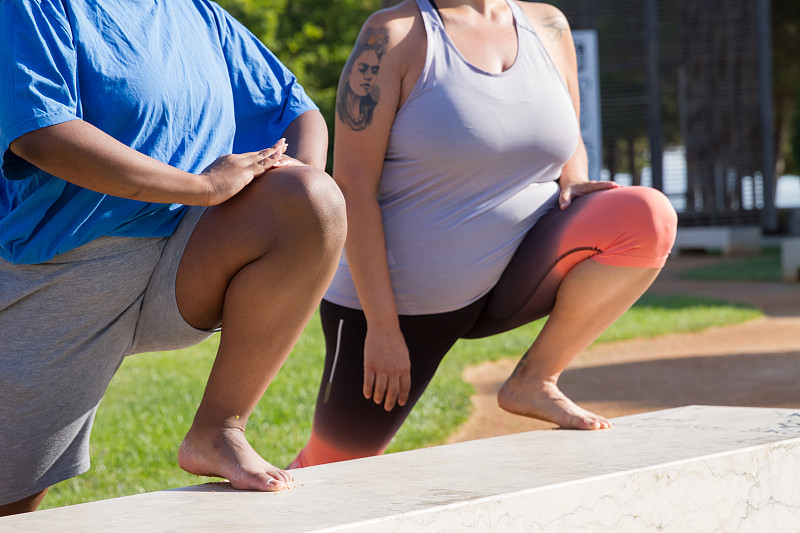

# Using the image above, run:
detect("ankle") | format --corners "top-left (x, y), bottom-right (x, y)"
top-left (190, 403), bottom-right (249, 436)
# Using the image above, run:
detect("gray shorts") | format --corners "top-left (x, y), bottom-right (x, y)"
top-left (0, 206), bottom-right (215, 505)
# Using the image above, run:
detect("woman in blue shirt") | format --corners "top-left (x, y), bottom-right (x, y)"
top-left (0, 0), bottom-right (346, 514)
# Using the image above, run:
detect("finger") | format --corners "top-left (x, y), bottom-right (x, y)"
top-left (363, 371), bottom-right (375, 399)
top-left (572, 181), bottom-right (619, 197)
top-left (559, 188), bottom-right (572, 210)
top-left (273, 155), bottom-right (304, 168)
top-left (397, 373), bottom-right (411, 407)
top-left (255, 141), bottom-right (287, 161)
top-left (585, 180), bottom-right (620, 191)
top-left (255, 149), bottom-right (288, 171)
top-left (372, 374), bottom-right (388, 405)
top-left (258, 148), bottom-right (284, 163)
top-left (264, 138), bottom-right (286, 151)
top-left (383, 376), bottom-right (400, 411)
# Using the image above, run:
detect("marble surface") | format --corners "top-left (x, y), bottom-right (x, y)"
top-left (3, 405), bottom-right (800, 532)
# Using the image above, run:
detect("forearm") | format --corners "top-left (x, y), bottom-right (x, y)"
top-left (282, 110), bottom-right (328, 171)
top-left (343, 191), bottom-right (401, 330)
top-left (560, 137), bottom-right (590, 187)
top-left (9, 119), bottom-right (212, 205)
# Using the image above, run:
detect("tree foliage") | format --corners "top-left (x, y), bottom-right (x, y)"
top-left (218, 0), bottom-right (800, 178)
top-left (216, 0), bottom-right (379, 167)
top-left (772, 0), bottom-right (800, 174)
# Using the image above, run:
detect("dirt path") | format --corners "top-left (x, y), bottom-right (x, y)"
top-left (447, 255), bottom-right (800, 443)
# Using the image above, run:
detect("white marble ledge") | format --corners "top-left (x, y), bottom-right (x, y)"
top-left (2, 405), bottom-right (800, 532)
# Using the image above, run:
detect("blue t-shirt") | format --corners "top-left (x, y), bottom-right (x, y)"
top-left (0, 0), bottom-right (317, 264)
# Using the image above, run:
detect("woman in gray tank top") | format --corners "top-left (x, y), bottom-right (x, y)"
top-left (291, 0), bottom-right (677, 467)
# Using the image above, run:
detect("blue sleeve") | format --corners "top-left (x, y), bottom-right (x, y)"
top-left (0, 0), bottom-right (80, 180)
top-left (205, 1), bottom-right (318, 153)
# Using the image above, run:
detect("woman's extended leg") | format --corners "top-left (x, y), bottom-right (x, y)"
top-left (290, 298), bottom-right (485, 467)
top-left (175, 165), bottom-right (346, 489)
top-left (466, 186), bottom-right (677, 430)
top-left (0, 489), bottom-right (48, 516)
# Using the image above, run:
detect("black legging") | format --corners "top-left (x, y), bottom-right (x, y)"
top-left (292, 186), bottom-right (676, 466)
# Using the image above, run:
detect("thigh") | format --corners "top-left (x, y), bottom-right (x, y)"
top-left (465, 186), bottom-right (676, 338)
top-left (129, 206), bottom-right (216, 355)
top-left (174, 165), bottom-right (343, 331)
top-left (310, 299), bottom-right (484, 456)
top-left (0, 236), bottom-right (163, 505)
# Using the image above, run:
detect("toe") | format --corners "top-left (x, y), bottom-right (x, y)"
top-left (257, 473), bottom-right (290, 492)
top-left (274, 468), bottom-right (294, 488)
top-left (589, 416), bottom-right (612, 430)
top-left (583, 417), bottom-right (602, 430)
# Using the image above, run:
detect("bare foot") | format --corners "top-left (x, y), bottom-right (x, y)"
top-left (178, 426), bottom-right (293, 491)
top-left (497, 377), bottom-right (611, 430)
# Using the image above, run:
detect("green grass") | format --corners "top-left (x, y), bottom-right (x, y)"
top-left (41, 293), bottom-right (762, 509)
top-left (678, 247), bottom-right (782, 282)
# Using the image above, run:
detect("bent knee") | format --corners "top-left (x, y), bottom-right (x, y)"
top-left (249, 166), bottom-right (347, 245)
top-left (578, 186), bottom-right (678, 268)
top-left (622, 186), bottom-right (678, 254)
top-left (613, 184), bottom-right (676, 226)
top-left (269, 166), bottom-right (345, 223)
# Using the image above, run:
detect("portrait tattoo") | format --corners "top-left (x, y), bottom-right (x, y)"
top-left (337, 26), bottom-right (389, 131)
top-left (541, 14), bottom-right (569, 41)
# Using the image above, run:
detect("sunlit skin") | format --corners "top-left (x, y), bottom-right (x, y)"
top-left (1, 108), bottom-right (344, 513)
top-left (348, 50), bottom-right (380, 97)
top-left (330, 0), bottom-right (668, 434)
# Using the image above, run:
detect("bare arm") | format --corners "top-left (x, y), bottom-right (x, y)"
top-left (333, 7), bottom-right (422, 411)
top-left (9, 119), bottom-right (286, 206)
top-left (524, 3), bottom-right (618, 207)
top-left (282, 109), bottom-right (328, 170)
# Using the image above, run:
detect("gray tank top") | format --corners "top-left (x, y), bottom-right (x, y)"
top-left (325, 0), bottom-right (580, 315)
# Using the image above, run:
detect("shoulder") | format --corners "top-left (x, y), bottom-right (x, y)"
top-left (349, 1), bottom-right (426, 81)
top-left (518, 3), bottom-right (578, 95)
top-left (358, 1), bottom-right (425, 57)
top-left (518, 3), bottom-right (573, 43)
top-left (518, 2), bottom-right (568, 19)
top-left (520, 3), bottom-right (576, 66)
top-left (365, 0), bottom-right (420, 34)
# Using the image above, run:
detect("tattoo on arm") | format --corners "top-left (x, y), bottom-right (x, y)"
top-left (336, 26), bottom-right (390, 131)
top-left (541, 14), bottom-right (569, 41)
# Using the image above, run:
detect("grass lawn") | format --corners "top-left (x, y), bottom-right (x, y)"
top-left (678, 247), bottom-right (782, 282)
top-left (41, 293), bottom-right (762, 509)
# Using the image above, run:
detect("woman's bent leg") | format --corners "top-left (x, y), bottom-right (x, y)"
top-left (174, 165), bottom-right (347, 490)
top-left (498, 261), bottom-right (661, 429)
top-left (292, 298), bottom-right (484, 467)
top-left (466, 186), bottom-right (677, 429)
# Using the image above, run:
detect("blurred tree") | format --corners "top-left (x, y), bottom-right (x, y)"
top-left (216, 0), bottom-right (799, 180)
top-left (216, 0), bottom-right (285, 48)
top-left (549, 0), bottom-right (660, 184)
top-left (790, 89), bottom-right (800, 175)
top-left (217, 0), bottom-right (378, 169)
top-left (772, 0), bottom-right (800, 176)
